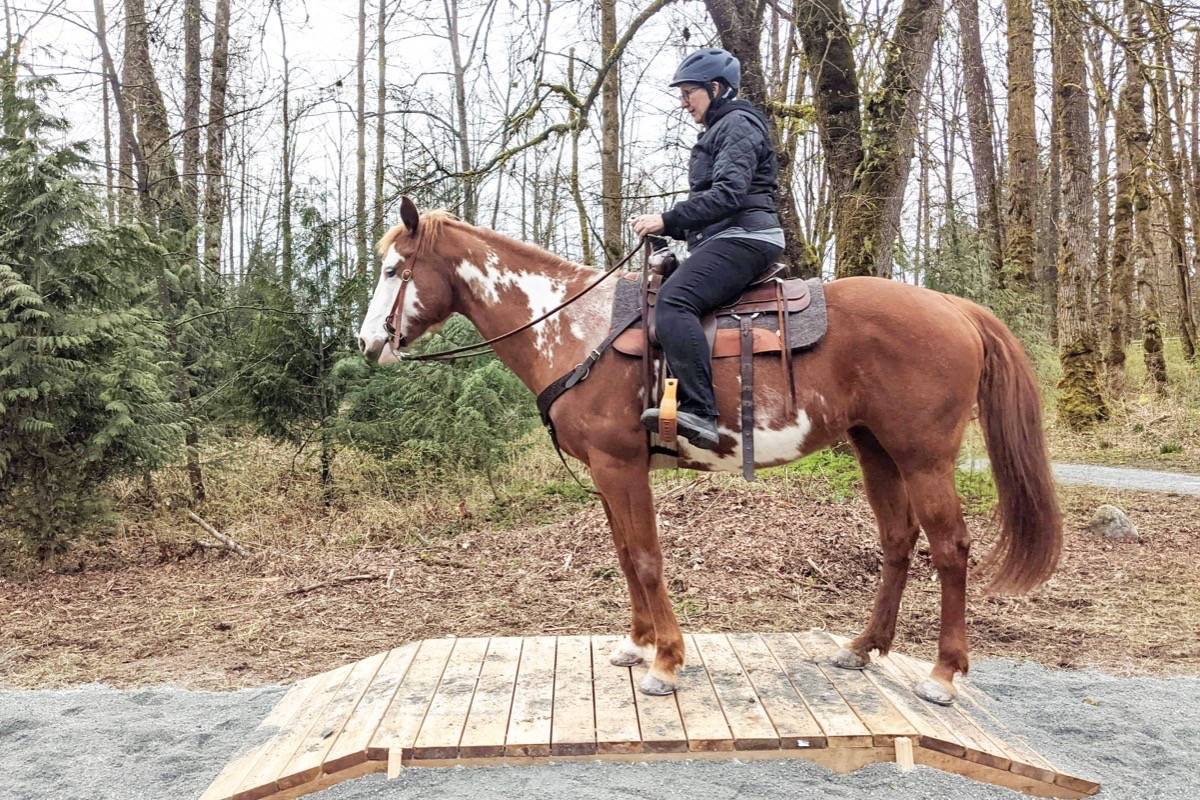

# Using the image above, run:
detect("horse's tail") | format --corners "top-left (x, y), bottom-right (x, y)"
top-left (958, 301), bottom-right (1062, 595)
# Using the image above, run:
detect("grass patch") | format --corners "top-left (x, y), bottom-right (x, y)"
top-left (764, 449), bottom-right (862, 501)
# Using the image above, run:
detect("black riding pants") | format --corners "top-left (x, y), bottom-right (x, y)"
top-left (655, 237), bottom-right (784, 418)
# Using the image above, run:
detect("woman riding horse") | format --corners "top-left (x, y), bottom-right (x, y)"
top-left (630, 48), bottom-right (784, 450)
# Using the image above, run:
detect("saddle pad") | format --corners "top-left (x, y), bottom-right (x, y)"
top-left (610, 273), bottom-right (828, 352)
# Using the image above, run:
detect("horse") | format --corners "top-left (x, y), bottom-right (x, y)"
top-left (357, 197), bottom-right (1061, 706)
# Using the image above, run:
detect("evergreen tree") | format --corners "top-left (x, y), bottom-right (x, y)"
top-left (0, 61), bottom-right (182, 559)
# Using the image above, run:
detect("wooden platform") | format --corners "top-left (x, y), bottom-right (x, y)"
top-left (201, 630), bottom-right (1099, 800)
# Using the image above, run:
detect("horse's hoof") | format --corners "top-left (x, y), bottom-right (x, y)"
top-left (914, 677), bottom-right (957, 706)
top-left (609, 637), bottom-right (654, 667)
top-left (831, 647), bottom-right (869, 670)
top-left (638, 670), bottom-right (676, 696)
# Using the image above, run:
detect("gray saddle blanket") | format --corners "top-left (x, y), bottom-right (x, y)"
top-left (611, 275), bottom-right (828, 350)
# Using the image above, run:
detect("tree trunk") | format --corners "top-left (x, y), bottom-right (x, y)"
top-left (355, 0), bottom-right (368, 275)
top-left (1051, 0), bottom-right (1107, 428)
top-left (797, 0), bottom-right (944, 278)
top-left (598, 0), bottom-right (623, 264)
top-left (1147, 5), bottom-right (1196, 361)
top-left (123, 0), bottom-right (182, 221)
top-left (373, 0), bottom-right (387, 246)
top-left (1004, 0), bottom-right (1039, 287)
top-left (203, 0), bottom-right (231, 284)
top-left (1105, 0), bottom-right (1145, 397)
top-left (444, 0), bottom-right (476, 223)
top-left (102, 69), bottom-right (113, 223)
top-left (1086, 30), bottom-right (1112, 327)
top-left (277, 3), bottom-right (293, 287)
top-left (182, 0), bottom-right (201, 223)
top-left (566, 50), bottom-right (592, 265)
top-left (956, 0), bottom-right (1003, 282)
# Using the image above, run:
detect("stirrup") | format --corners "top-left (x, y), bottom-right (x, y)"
top-left (658, 378), bottom-right (678, 445)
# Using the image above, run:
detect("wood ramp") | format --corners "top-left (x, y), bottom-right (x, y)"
top-left (202, 631), bottom-right (1099, 800)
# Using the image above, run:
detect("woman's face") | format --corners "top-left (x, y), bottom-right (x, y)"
top-left (678, 82), bottom-right (714, 123)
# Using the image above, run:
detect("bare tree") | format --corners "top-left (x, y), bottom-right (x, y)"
top-left (1005, 0), bottom-right (1039, 286)
top-left (957, 0), bottom-right (1004, 281)
top-left (1051, 0), bottom-right (1107, 427)
top-left (356, 0), bottom-right (368, 275)
top-left (599, 0), bottom-right (622, 264)
top-left (796, 0), bottom-right (944, 278)
top-left (182, 0), bottom-right (201, 223)
top-left (203, 0), bottom-right (232, 280)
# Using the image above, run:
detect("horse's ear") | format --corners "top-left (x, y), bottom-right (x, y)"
top-left (400, 196), bottom-right (420, 235)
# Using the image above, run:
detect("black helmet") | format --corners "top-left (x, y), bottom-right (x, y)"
top-left (670, 48), bottom-right (741, 94)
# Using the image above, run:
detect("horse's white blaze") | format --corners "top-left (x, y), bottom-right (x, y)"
top-left (358, 252), bottom-right (404, 350)
top-left (678, 406), bottom-right (814, 472)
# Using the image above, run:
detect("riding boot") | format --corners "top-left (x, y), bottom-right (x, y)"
top-left (640, 408), bottom-right (720, 450)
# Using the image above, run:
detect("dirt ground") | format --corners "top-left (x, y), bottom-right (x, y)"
top-left (2, 473), bottom-right (1197, 690)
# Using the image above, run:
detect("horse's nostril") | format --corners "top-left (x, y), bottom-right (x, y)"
top-left (357, 337), bottom-right (368, 354)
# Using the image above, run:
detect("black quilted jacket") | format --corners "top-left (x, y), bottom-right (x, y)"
top-left (660, 99), bottom-right (780, 251)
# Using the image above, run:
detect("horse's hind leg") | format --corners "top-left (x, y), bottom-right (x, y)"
top-left (833, 428), bottom-right (921, 670)
top-left (899, 462), bottom-right (971, 706)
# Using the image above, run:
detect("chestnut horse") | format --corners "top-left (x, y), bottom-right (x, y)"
top-left (357, 198), bottom-right (1061, 706)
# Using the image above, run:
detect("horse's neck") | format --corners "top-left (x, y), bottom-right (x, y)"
top-left (451, 231), bottom-right (616, 394)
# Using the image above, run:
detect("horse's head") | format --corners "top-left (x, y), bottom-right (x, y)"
top-left (357, 197), bottom-right (457, 364)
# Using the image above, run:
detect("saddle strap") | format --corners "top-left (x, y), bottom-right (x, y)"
top-left (738, 313), bottom-right (757, 482)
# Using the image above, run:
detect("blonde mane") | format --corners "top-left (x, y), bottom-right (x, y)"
top-left (374, 209), bottom-right (456, 257)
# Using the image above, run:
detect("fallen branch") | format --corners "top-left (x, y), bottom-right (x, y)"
top-left (285, 574), bottom-right (380, 597)
top-left (186, 511), bottom-right (248, 556)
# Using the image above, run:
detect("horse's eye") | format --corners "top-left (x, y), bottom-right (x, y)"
top-left (385, 267), bottom-right (396, 278)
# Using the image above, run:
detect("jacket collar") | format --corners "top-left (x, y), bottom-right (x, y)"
top-left (702, 98), bottom-right (765, 129)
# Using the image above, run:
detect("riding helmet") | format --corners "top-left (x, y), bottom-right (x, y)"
top-left (669, 47), bottom-right (741, 94)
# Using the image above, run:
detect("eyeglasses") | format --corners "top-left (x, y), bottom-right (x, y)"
top-left (679, 86), bottom-right (705, 102)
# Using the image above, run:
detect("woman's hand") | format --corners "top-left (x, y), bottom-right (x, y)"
top-left (628, 213), bottom-right (665, 237)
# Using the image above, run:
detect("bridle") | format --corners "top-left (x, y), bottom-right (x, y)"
top-left (376, 238), bottom-right (645, 363)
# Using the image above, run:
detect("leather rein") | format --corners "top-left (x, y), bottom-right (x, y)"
top-left (382, 237), bottom-right (645, 362)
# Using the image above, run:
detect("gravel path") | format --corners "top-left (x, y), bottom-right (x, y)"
top-left (1, 659), bottom-right (1196, 800)
top-left (961, 459), bottom-right (1200, 496)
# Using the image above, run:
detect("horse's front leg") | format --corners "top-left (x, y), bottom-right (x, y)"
top-left (591, 452), bottom-right (684, 695)
top-left (597, 494), bottom-right (656, 667)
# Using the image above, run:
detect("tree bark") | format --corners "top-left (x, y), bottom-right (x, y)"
top-left (373, 0), bottom-right (387, 246)
top-left (1051, 0), bottom-right (1107, 428)
top-left (444, 0), bottom-right (476, 223)
top-left (1147, 3), bottom-right (1196, 361)
top-left (796, 0), bottom-right (944, 278)
top-left (355, 0), bottom-right (368, 275)
top-left (1004, 0), bottom-right (1039, 288)
top-left (956, 0), bottom-right (1004, 282)
top-left (599, 0), bottom-right (622, 264)
top-left (277, 3), bottom-right (293, 288)
top-left (203, 0), bottom-right (231, 284)
top-left (123, 0), bottom-right (181, 221)
top-left (182, 0), bottom-right (201, 222)
top-left (102, 67), bottom-right (113, 223)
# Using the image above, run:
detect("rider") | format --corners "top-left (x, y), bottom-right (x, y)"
top-left (630, 48), bottom-right (784, 450)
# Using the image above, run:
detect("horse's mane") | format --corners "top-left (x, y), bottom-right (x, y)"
top-left (376, 208), bottom-right (582, 274)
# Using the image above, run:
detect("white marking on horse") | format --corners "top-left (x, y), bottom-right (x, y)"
top-left (358, 255), bottom-right (403, 347)
top-left (677, 406), bottom-right (814, 472)
top-left (456, 257), bottom-right (501, 303)
top-left (509, 272), bottom-right (568, 353)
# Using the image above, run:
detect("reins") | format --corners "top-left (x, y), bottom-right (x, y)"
top-left (389, 238), bottom-right (646, 362)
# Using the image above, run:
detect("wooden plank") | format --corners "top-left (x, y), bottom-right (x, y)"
top-left (759, 632), bottom-right (872, 747)
top-left (504, 635), bottom-right (557, 757)
top-left (200, 675), bottom-right (323, 800)
top-left (589, 635), bottom-right (642, 754)
top-left (551, 635), bottom-right (596, 756)
top-left (324, 642), bottom-right (420, 771)
top-left (232, 663), bottom-right (354, 800)
top-left (673, 633), bottom-right (734, 752)
top-left (692, 633), bottom-right (779, 750)
top-left (630, 660), bottom-right (688, 753)
top-left (411, 637), bottom-right (490, 760)
top-left (794, 631), bottom-right (917, 746)
top-left (877, 650), bottom-right (1011, 771)
top-left (277, 651), bottom-right (387, 789)
top-left (458, 637), bottom-right (523, 758)
top-left (854, 652), bottom-right (968, 759)
top-left (894, 736), bottom-right (914, 771)
top-left (370, 637), bottom-right (456, 766)
top-left (726, 633), bottom-right (826, 749)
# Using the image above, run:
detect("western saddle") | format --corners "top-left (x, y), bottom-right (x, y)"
top-left (612, 244), bottom-right (813, 480)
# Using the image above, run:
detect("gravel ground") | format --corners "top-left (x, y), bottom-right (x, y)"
top-left (961, 459), bottom-right (1200, 496)
top-left (1, 659), bottom-right (1197, 800)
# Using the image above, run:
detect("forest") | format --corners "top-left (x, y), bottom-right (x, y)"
top-left (1, 0), bottom-right (1198, 571)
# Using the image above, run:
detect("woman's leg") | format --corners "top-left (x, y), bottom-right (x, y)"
top-left (655, 237), bottom-right (781, 417)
